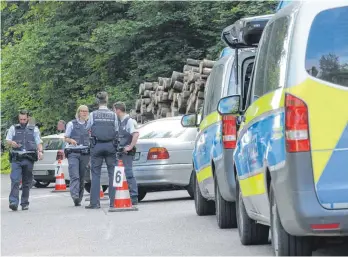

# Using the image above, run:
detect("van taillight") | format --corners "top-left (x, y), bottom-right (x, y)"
top-left (56, 150), bottom-right (65, 160)
top-left (147, 147), bottom-right (169, 160)
top-left (285, 94), bottom-right (310, 152)
top-left (222, 115), bottom-right (237, 149)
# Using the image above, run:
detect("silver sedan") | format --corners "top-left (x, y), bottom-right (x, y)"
top-left (85, 116), bottom-right (197, 202)
top-left (133, 116), bottom-right (197, 201)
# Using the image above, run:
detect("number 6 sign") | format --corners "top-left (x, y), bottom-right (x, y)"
top-left (113, 165), bottom-right (125, 187)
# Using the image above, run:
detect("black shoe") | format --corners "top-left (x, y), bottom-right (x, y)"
top-left (22, 205), bottom-right (29, 211)
top-left (131, 197), bottom-right (138, 206)
top-left (9, 203), bottom-right (18, 211)
top-left (73, 199), bottom-right (81, 206)
top-left (85, 204), bottom-right (100, 209)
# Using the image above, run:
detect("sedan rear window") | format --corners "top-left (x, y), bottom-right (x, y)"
top-left (138, 120), bottom-right (186, 139)
top-left (42, 138), bottom-right (65, 150)
top-left (305, 6), bottom-right (348, 87)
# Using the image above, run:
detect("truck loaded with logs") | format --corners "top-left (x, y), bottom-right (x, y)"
top-left (132, 58), bottom-right (216, 124)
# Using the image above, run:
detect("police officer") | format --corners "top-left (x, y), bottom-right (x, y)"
top-left (6, 110), bottom-right (43, 211)
top-left (113, 102), bottom-right (139, 205)
top-left (64, 105), bottom-right (90, 206)
top-left (85, 92), bottom-right (119, 209)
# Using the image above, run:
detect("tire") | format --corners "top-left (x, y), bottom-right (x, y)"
top-left (84, 183), bottom-right (107, 194)
top-left (270, 184), bottom-right (312, 256)
top-left (236, 176), bottom-right (269, 245)
top-left (84, 182), bottom-right (91, 193)
top-left (186, 171), bottom-right (194, 199)
top-left (194, 171), bottom-right (215, 216)
top-left (138, 188), bottom-right (147, 202)
top-left (34, 180), bottom-right (50, 188)
top-left (215, 176), bottom-right (237, 229)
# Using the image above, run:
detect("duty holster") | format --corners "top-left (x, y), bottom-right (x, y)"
top-left (9, 151), bottom-right (38, 163)
top-left (64, 147), bottom-right (90, 158)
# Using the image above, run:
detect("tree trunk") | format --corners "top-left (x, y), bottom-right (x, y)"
top-left (186, 58), bottom-right (201, 67)
top-left (171, 71), bottom-right (184, 85)
top-left (195, 98), bottom-right (204, 112)
top-left (138, 83), bottom-right (145, 95)
top-left (197, 91), bottom-right (205, 99)
top-left (173, 81), bottom-right (184, 92)
top-left (186, 94), bottom-right (196, 114)
top-left (183, 65), bottom-right (200, 73)
top-left (202, 67), bottom-right (212, 75)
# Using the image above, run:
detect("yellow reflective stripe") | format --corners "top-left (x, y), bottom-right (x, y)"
top-left (199, 111), bottom-right (221, 131)
top-left (239, 173), bottom-right (266, 197)
top-left (243, 88), bottom-right (285, 125)
top-left (197, 165), bottom-right (213, 183)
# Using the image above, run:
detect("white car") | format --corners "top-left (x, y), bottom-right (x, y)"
top-left (33, 133), bottom-right (69, 187)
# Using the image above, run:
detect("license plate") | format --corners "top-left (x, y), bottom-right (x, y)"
top-left (133, 152), bottom-right (140, 161)
top-left (34, 170), bottom-right (48, 176)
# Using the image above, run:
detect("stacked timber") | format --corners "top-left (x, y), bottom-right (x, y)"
top-left (134, 58), bottom-right (215, 124)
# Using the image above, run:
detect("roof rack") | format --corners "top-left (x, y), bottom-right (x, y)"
top-left (221, 14), bottom-right (273, 49)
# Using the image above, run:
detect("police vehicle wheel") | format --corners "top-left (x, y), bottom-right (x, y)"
top-left (194, 171), bottom-right (215, 216)
top-left (186, 171), bottom-right (195, 199)
top-left (270, 184), bottom-right (312, 256)
top-left (34, 180), bottom-right (50, 188)
top-left (214, 176), bottom-right (237, 229)
top-left (236, 176), bottom-right (269, 245)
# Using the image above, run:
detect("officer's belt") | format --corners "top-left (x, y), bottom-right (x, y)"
top-left (65, 147), bottom-right (90, 155)
top-left (10, 151), bottom-right (38, 162)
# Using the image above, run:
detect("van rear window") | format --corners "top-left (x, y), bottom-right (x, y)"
top-left (305, 6), bottom-right (348, 87)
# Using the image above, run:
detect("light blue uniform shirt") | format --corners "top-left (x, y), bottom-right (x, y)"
top-left (120, 114), bottom-right (138, 134)
top-left (6, 124), bottom-right (42, 151)
top-left (64, 118), bottom-right (89, 149)
top-left (85, 105), bottom-right (119, 132)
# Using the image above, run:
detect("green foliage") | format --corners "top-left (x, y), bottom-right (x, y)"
top-left (1, 152), bottom-right (11, 174)
top-left (1, 1), bottom-right (277, 136)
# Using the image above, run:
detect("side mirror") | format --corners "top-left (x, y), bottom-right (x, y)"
top-left (217, 95), bottom-right (241, 115)
top-left (181, 114), bottom-right (198, 128)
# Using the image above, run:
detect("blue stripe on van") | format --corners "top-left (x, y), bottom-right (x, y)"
top-left (234, 111), bottom-right (286, 179)
top-left (316, 124), bottom-right (348, 207)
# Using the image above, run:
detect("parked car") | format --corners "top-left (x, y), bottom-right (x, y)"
top-left (65, 116), bottom-right (198, 201)
top-left (33, 133), bottom-right (68, 188)
top-left (218, 1), bottom-right (348, 255)
top-left (133, 116), bottom-right (198, 201)
top-left (180, 14), bottom-right (272, 229)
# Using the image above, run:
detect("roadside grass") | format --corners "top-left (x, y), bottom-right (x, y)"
top-left (1, 152), bottom-right (11, 174)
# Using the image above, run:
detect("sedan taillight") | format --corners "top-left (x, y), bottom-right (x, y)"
top-left (147, 147), bottom-right (169, 160)
top-left (56, 150), bottom-right (65, 160)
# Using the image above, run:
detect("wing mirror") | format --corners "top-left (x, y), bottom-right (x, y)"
top-left (217, 95), bottom-right (241, 115)
top-left (181, 114), bottom-right (198, 128)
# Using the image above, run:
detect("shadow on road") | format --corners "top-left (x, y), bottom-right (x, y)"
top-left (140, 196), bottom-right (193, 204)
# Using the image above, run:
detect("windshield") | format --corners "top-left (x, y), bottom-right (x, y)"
top-left (305, 6), bottom-right (348, 87)
top-left (138, 119), bottom-right (186, 139)
top-left (42, 137), bottom-right (65, 150)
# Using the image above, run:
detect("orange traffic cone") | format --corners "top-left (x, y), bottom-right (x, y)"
top-left (109, 160), bottom-right (138, 212)
top-left (52, 159), bottom-right (69, 192)
top-left (99, 185), bottom-right (109, 200)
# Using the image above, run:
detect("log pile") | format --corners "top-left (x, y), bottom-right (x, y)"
top-left (133, 58), bottom-right (215, 123)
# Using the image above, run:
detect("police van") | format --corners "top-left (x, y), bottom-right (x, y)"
top-left (181, 14), bottom-right (272, 229)
top-left (217, 1), bottom-right (348, 255)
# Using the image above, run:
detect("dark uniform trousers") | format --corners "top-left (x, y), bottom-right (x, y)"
top-left (9, 158), bottom-right (34, 207)
top-left (120, 154), bottom-right (138, 198)
top-left (90, 142), bottom-right (117, 207)
top-left (68, 152), bottom-right (89, 201)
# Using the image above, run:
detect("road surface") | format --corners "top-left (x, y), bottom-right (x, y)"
top-left (1, 175), bottom-right (347, 256)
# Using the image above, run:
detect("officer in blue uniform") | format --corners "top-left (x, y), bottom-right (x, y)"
top-left (85, 92), bottom-right (119, 209)
top-left (64, 105), bottom-right (90, 206)
top-left (113, 102), bottom-right (139, 205)
top-left (6, 110), bottom-right (43, 211)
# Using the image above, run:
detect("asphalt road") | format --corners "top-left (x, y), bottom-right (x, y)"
top-left (1, 175), bottom-right (347, 256)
